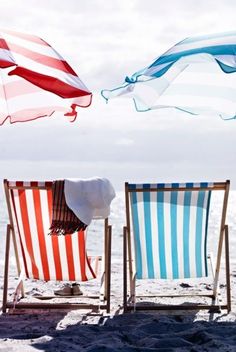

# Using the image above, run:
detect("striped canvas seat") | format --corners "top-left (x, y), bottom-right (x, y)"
top-left (129, 182), bottom-right (212, 280)
top-left (8, 181), bottom-right (96, 282)
top-left (3, 180), bottom-right (112, 313)
top-left (124, 181), bottom-right (231, 312)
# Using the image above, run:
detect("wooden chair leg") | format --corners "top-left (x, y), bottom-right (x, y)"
top-left (213, 231), bottom-right (225, 298)
top-left (207, 226), bottom-right (230, 313)
top-left (2, 225), bottom-right (11, 313)
top-left (224, 225), bottom-right (231, 313)
top-left (106, 225), bottom-right (112, 313)
top-left (123, 227), bottom-right (128, 313)
top-left (131, 276), bottom-right (136, 305)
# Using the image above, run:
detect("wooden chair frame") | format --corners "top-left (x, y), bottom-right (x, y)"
top-left (123, 181), bottom-right (231, 313)
top-left (2, 180), bottom-right (112, 313)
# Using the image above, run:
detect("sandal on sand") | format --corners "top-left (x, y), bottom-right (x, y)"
top-left (54, 284), bottom-right (72, 296)
top-left (54, 283), bottom-right (83, 296)
top-left (72, 283), bottom-right (83, 296)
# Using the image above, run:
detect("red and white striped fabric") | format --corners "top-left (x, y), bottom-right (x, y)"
top-left (0, 29), bottom-right (92, 125)
top-left (8, 181), bottom-right (96, 282)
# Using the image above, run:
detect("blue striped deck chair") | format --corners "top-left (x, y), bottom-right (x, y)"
top-left (123, 181), bottom-right (231, 312)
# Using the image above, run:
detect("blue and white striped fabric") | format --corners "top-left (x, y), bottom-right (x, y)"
top-left (128, 183), bottom-right (212, 280)
top-left (102, 31), bottom-right (236, 120)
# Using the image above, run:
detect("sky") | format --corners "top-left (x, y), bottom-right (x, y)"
top-left (0, 0), bottom-right (236, 190)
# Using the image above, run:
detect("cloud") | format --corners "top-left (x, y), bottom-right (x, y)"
top-left (115, 138), bottom-right (134, 146)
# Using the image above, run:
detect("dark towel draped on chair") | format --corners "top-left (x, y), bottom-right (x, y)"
top-left (49, 180), bottom-right (87, 236)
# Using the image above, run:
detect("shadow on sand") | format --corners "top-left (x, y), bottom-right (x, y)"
top-left (0, 308), bottom-right (236, 351)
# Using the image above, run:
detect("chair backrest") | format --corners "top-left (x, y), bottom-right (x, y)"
top-left (125, 181), bottom-right (229, 280)
top-left (5, 180), bottom-right (96, 282)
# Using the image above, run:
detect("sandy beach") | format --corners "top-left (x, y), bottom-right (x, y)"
top-left (0, 191), bottom-right (236, 352)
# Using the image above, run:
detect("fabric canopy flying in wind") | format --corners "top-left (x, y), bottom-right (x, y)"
top-left (101, 31), bottom-right (236, 120)
top-left (0, 29), bottom-right (92, 125)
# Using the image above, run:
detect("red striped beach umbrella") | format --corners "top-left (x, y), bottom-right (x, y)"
top-left (0, 29), bottom-right (92, 125)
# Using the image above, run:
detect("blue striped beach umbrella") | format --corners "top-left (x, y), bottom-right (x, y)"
top-left (101, 31), bottom-right (236, 120)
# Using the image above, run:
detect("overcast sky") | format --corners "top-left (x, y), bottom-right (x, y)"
top-left (0, 0), bottom-right (236, 189)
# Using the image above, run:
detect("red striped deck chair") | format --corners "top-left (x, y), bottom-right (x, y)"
top-left (124, 181), bottom-right (231, 312)
top-left (2, 180), bottom-right (112, 313)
